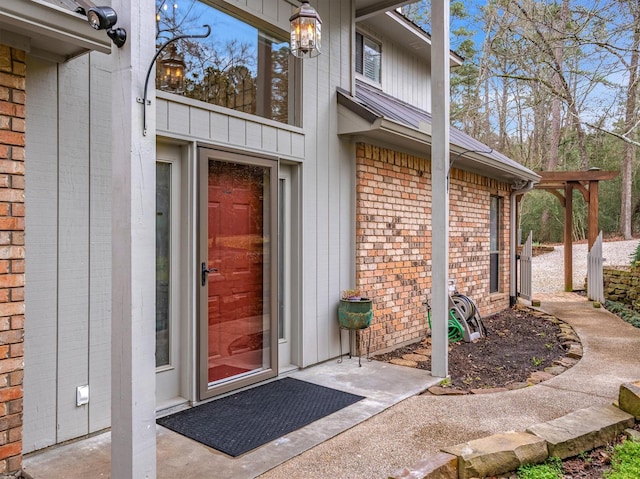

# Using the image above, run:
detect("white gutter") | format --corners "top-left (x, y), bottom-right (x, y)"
top-left (337, 94), bottom-right (540, 184)
top-left (510, 180), bottom-right (535, 306)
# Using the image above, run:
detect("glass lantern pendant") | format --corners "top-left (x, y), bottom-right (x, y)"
top-left (289, 1), bottom-right (322, 58)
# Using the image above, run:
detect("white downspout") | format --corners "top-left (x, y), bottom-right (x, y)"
top-left (510, 180), bottom-right (534, 307)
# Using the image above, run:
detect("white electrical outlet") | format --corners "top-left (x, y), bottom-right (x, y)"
top-left (76, 385), bottom-right (89, 406)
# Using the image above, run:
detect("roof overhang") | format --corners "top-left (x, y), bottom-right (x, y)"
top-left (0, 0), bottom-right (111, 63)
top-left (354, 0), bottom-right (413, 20)
top-left (337, 89), bottom-right (540, 185)
top-left (358, 11), bottom-right (463, 67)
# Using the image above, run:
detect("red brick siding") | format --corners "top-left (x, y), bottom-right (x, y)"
top-left (0, 45), bottom-right (25, 477)
top-left (355, 143), bottom-right (511, 353)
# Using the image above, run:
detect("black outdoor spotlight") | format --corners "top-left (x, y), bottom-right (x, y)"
top-left (85, 5), bottom-right (127, 48)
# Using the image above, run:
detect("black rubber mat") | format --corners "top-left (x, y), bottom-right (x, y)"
top-left (157, 377), bottom-right (364, 457)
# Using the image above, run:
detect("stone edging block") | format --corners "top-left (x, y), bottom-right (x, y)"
top-left (526, 404), bottom-right (634, 459)
top-left (619, 380), bottom-right (640, 419)
top-left (441, 431), bottom-right (547, 479)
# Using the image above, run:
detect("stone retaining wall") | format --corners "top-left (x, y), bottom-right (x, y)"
top-left (603, 264), bottom-right (640, 311)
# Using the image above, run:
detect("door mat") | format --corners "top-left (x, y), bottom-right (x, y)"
top-left (157, 377), bottom-right (364, 457)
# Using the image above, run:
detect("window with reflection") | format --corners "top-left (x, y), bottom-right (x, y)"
top-left (156, 0), bottom-right (294, 125)
top-left (490, 196), bottom-right (501, 293)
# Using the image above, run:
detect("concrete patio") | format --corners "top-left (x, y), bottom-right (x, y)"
top-left (22, 356), bottom-right (441, 479)
top-left (22, 293), bottom-right (640, 478)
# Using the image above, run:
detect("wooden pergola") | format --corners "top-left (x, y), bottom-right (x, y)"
top-left (533, 170), bottom-right (619, 291)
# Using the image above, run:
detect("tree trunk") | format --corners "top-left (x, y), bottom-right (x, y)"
top-left (620, 0), bottom-right (640, 239)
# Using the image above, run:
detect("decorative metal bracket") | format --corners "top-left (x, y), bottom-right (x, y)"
top-left (137, 25), bottom-right (211, 136)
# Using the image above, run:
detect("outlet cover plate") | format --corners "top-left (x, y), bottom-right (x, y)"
top-left (76, 385), bottom-right (89, 406)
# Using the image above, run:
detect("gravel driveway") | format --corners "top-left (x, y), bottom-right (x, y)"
top-left (532, 239), bottom-right (638, 292)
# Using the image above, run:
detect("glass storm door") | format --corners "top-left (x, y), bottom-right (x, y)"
top-left (198, 149), bottom-right (278, 399)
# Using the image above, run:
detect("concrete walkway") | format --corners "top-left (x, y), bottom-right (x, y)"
top-left (22, 293), bottom-right (640, 479)
top-left (259, 293), bottom-right (640, 479)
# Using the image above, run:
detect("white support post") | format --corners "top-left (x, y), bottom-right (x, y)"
top-left (430, 0), bottom-right (450, 378)
top-left (111, 1), bottom-right (157, 477)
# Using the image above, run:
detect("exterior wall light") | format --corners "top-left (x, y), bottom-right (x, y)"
top-left (138, 24), bottom-right (211, 135)
top-left (73, 0), bottom-right (128, 48)
top-left (86, 6), bottom-right (127, 48)
top-left (289, 0), bottom-right (322, 58)
top-left (157, 44), bottom-right (186, 94)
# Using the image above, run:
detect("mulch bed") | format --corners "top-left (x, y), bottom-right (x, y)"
top-left (373, 305), bottom-right (566, 391)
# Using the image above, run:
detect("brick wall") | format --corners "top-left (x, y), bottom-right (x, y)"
top-left (355, 143), bottom-right (511, 353)
top-left (0, 45), bottom-right (25, 478)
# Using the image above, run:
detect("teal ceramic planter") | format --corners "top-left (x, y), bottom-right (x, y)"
top-left (338, 298), bottom-right (373, 330)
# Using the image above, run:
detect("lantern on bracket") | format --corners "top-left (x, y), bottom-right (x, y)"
top-left (289, 0), bottom-right (322, 59)
top-left (158, 43), bottom-right (186, 94)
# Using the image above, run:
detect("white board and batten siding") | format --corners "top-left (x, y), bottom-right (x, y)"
top-left (356, 22), bottom-right (431, 111)
top-left (23, 52), bottom-right (112, 453)
top-left (156, 92), bottom-right (306, 161)
top-left (299, 0), bottom-right (354, 366)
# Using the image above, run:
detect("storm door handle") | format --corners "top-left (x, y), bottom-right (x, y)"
top-left (201, 262), bottom-right (218, 286)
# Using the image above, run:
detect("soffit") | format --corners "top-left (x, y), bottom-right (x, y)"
top-left (354, 0), bottom-right (413, 20)
top-left (0, 0), bottom-right (110, 63)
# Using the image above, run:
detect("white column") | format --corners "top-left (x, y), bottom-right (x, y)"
top-left (430, 0), bottom-right (450, 378)
top-left (110, 1), bottom-right (157, 477)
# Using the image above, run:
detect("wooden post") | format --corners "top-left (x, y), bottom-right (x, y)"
top-left (111, 1), bottom-right (157, 477)
top-left (430, 0), bottom-right (449, 378)
top-left (564, 183), bottom-right (573, 292)
top-left (588, 180), bottom-right (599, 250)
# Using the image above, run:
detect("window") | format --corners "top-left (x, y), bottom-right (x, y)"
top-left (155, 0), bottom-right (295, 125)
top-left (489, 196), bottom-right (501, 293)
top-left (356, 32), bottom-right (381, 83)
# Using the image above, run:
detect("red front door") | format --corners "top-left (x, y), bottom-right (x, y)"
top-left (199, 150), bottom-right (277, 398)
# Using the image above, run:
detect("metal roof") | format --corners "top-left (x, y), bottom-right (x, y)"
top-left (337, 80), bottom-right (540, 185)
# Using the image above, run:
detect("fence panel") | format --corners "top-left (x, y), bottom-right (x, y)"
top-left (520, 231), bottom-right (533, 300)
top-left (587, 231), bottom-right (605, 303)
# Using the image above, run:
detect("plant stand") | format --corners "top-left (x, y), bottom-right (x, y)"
top-left (336, 298), bottom-right (373, 367)
top-left (337, 325), bottom-right (372, 367)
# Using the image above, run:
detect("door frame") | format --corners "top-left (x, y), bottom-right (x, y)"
top-left (197, 147), bottom-right (279, 400)
top-left (155, 142), bottom-right (192, 412)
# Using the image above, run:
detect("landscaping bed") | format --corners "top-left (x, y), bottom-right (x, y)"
top-left (373, 305), bottom-right (569, 392)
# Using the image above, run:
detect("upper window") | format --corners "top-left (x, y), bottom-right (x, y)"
top-left (489, 196), bottom-right (501, 293)
top-left (155, 0), bottom-right (295, 125)
top-left (355, 32), bottom-right (381, 83)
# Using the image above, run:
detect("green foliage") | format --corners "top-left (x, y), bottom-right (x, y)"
top-left (604, 301), bottom-right (640, 328)
top-left (631, 242), bottom-right (640, 265)
top-left (520, 191), bottom-right (564, 243)
top-left (604, 440), bottom-right (640, 479)
top-left (517, 457), bottom-right (562, 479)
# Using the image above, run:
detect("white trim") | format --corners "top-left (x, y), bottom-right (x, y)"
top-left (0, 0), bottom-right (111, 58)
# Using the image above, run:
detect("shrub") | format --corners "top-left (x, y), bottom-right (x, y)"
top-left (605, 301), bottom-right (640, 328)
top-left (631, 241), bottom-right (640, 265)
